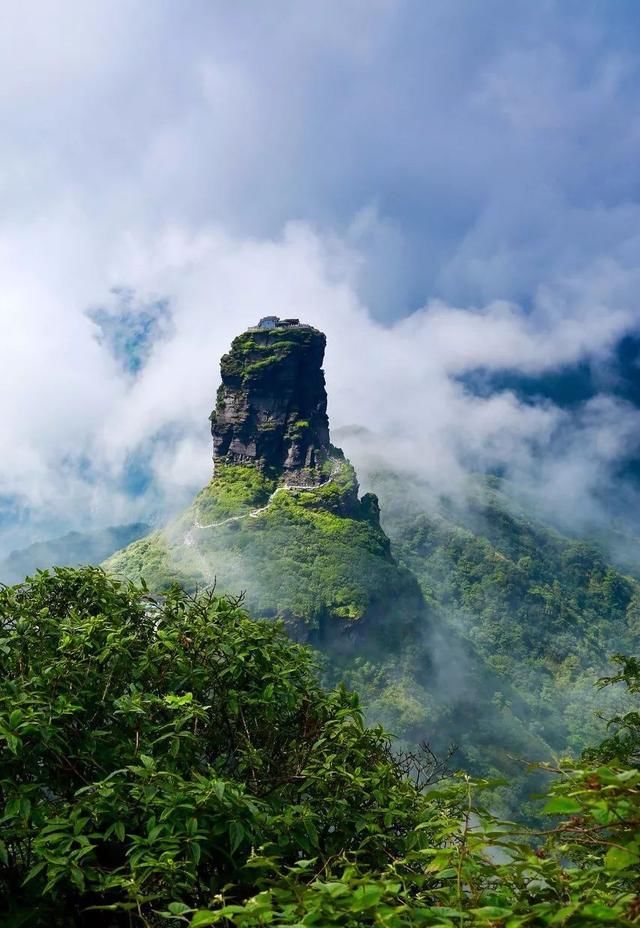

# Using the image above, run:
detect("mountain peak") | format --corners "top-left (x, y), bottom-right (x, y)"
top-left (106, 317), bottom-right (426, 637)
top-left (210, 318), bottom-right (334, 485)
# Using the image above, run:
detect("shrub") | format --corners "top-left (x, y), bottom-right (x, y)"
top-left (0, 567), bottom-right (424, 926)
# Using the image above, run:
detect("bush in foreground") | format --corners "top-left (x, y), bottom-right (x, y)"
top-left (0, 567), bottom-right (639, 926)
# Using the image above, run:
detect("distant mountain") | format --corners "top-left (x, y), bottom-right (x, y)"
top-left (0, 523), bottom-right (150, 585)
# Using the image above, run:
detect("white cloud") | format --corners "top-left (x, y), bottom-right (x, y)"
top-left (3, 214), bottom-right (639, 555)
top-left (2, 1), bottom-right (640, 553)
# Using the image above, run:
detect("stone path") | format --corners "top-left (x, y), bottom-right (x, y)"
top-left (183, 459), bottom-right (342, 549)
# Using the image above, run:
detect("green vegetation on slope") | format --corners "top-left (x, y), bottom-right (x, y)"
top-left (370, 471), bottom-right (640, 755)
top-left (105, 459), bottom-right (423, 639)
top-left (2, 567), bottom-right (639, 927)
top-left (104, 463), bottom-right (640, 816)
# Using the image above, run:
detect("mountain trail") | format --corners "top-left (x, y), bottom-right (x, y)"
top-left (183, 458), bottom-right (342, 545)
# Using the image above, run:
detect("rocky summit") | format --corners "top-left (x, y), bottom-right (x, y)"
top-left (210, 316), bottom-right (332, 484)
top-left (105, 316), bottom-right (425, 639)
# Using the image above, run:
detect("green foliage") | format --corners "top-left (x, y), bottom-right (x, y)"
top-left (105, 461), bottom-right (422, 635)
top-left (162, 654), bottom-right (640, 927)
top-left (106, 464), bottom-right (639, 819)
top-left (587, 655), bottom-right (640, 765)
top-left (0, 567), bottom-right (423, 925)
top-left (194, 466), bottom-right (276, 524)
top-left (105, 531), bottom-right (186, 593)
top-left (370, 472), bottom-right (640, 757)
top-left (2, 566), bottom-right (639, 926)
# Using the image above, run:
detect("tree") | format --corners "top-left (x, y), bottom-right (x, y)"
top-left (0, 568), bottom-right (429, 926)
top-left (1, 566), bottom-right (639, 927)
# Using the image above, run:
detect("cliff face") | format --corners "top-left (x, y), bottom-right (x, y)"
top-left (210, 323), bottom-right (332, 484)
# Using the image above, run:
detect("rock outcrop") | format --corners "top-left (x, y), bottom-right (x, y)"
top-left (107, 316), bottom-right (425, 642)
top-left (210, 320), bottom-right (333, 484)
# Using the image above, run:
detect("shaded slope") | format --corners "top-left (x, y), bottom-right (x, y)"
top-left (369, 470), bottom-right (640, 755)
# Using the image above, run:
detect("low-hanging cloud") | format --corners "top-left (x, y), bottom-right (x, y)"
top-left (2, 218), bottom-right (639, 555)
top-left (3, 1), bottom-right (640, 553)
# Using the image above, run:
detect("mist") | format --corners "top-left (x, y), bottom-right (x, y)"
top-left (3, 1), bottom-right (640, 558)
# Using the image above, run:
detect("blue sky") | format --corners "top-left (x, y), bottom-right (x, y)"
top-left (2, 1), bottom-right (640, 553)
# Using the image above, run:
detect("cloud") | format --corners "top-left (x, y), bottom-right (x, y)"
top-left (2, 1), bottom-right (640, 553)
top-left (2, 216), bottom-right (639, 555)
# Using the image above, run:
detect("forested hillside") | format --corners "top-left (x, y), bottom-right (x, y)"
top-left (0, 523), bottom-right (150, 586)
top-left (105, 458), bottom-right (422, 643)
top-left (102, 321), bottom-right (640, 813)
top-left (370, 472), bottom-right (639, 756)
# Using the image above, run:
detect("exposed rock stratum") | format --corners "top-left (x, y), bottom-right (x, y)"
top-left (210, 320), bottom-right (332, 484)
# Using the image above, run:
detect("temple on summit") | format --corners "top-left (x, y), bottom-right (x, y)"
top-left (250, 315), bottom-right (301, 330)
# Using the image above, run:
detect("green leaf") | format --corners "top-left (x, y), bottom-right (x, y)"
top-left (190, 912), bottom-right (219, 927)
top-left (470, 907), bottom-right (512, 919)
top-left (351, 884), bottom-right (383, 910)
top-left (581, 903), bottom-right (624, 921)
top-left (23, 861), bottom-right (47, 885)
top-left (317, 881), bottom-right (349, 897)
top-left (604, 845), bottom-right (639, 871)
top-left (550, 904), bottom-right (579, 924)
top-left (229, 822), bottom-right (244, 854)
top-left (542, 796), bottom-right (582, 814)
top-left (423, 908), bottom-right (465, 918)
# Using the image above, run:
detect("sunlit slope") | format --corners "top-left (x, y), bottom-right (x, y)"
top-left (105, 457), bottom-right (424, 640)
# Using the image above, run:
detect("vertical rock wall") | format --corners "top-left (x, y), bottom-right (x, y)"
top-left (210, 324), bottom-right (333, 483)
